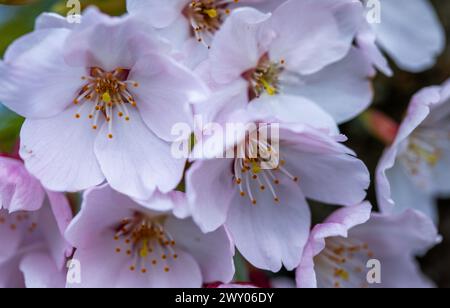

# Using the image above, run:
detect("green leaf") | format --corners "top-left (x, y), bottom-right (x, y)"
top-left (233, 253), bottom-right (250, 282)
top-left (0, 0), bottom-right (56, 56)
top-left (0, 107), bottom-right (23, 152)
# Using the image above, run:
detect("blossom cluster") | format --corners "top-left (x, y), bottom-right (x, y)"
top-left (0, 0), bottom-right (448, 288)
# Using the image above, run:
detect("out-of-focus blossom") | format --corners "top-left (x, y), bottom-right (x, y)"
top-left (296, 202), bottom-right (440, 288)
top-left (126, 0), bottom-right (274, 68)
top-left (199, 0), bottom-right (374, 125)
top-left (361, 0), bottom-right (445, 73)
top-left (0, 157), bottom-right (72, 288)
top-left (187, 119), bottom-right (370, 272)
top-left (1, 156), bottom-right (45, 212)
top-left (376, 80), bottom-right (450, 222)
top-left (65, 185), bottom-right (235, 288)
top-left (0, 9), bottom-right (208, 200)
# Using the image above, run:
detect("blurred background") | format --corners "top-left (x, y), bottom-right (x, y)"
top-left (0, 0), bottom-right (449, 287)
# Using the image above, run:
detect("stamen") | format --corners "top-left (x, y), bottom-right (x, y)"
top-left (183, 0), bottom-right (238, 48)
top-left (242, 54), bottom-right (284, 100)
top-left (0, 211), bottom-right (38, 235)
top-left (315, 236), bottom-right (373, 288)
top-left (232, 131), bottom-right (297, 206)
top-left (113, 214), bottom-right (178, 274)
top-left (72, 67), bottom-right (137, 138)
top-left (278, 166), bottom-right (299, 182)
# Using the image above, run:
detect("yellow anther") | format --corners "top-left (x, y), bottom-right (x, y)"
top-left (102, 92), bottom-right (112, 104)
top-left (140, 239), bottom-right (149, 258)
top-left (410, 143), bottom-right (442, 166)
top-left (251, 161), bottom-right (261, 174)
top-left (334, 269), bottom-right (350, 281)
top-left (261, 79), bottom-right (276, 96)
top-left (204, 9), bottom-right (218, 18)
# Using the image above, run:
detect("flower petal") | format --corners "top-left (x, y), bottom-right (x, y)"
top-left (281, 127), bottom-right (370, 206)
top-left (248, 94), bottom-right (339, 134)
top-left (64, 11), bottom-right (166, 72)
top-left (126, 0), bottom-right (188, 28)
top-left (0, 157), bottom-right (45, 212)
top-left (282, 48), bottom-right (375, 123)
top-left (373, 0), bottom-right (445, 72)
top-left (129, 53), bottom-right (208, 141)
top-left (35, 12), bottom-right (74, 30)
top-left (94, 108), bottom-right (186, 200)
top-left (226, 178), bottom-right (311, 272)
top-left (19, 104), bottom-right (105, 192)
top-left (186, 159), bottom-right (236, 233)
top-left (269, 0), bottom-right (362, 74)
top-left (210, 8), bottom-right (272, 84)
top-left (166, 217), bottom-right (235, 283)
top-left (0, 29), bottom-right (86, 118)
top-left (0, 254), bottom-right (24, 288)
top-left (0, 209), bottom-right (26, 263)
top-left (20, 251), bottom-right (66, 288)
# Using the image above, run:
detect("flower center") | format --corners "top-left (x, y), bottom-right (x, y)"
top-left (0, 210), bottom-right (38, 234)
top-left (183, 0), bottom-right (239, 48)
top-left (113, 213), bottom-right (178, 274)
top-left (400, 128), bottom-right (448, 177)
top-left (233, 136), bottom-right (298, 205)
top-left (243, 55), bottom-right (285, 101)
top-left (314, 237), bottom-right (374, 288)
top-left (73, 67), bottom-right (140, 139)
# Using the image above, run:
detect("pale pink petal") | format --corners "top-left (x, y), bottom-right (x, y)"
top-left (209, 8), bottom-right (272, 84)
top-left (64, 11), bottom-right (166, 72)
top-left (248, 94), bottom-right (339, 134)
top-left (94, 108), bottom-right (186, 200)
top-left (186, 159), bottom-right (235, 233)
top-left (373, 0), bottom-right (445, 72)
top-left (227, 179), bottom-right (311, 272)
top-left (269, 0), bottom-right (362, 74)
top-left (129, 53), bottom-right (208, 141)
top-left (20, 104), bottom-right (105, 192)
top-left (20, 251), bottom-right (66, 288)
top-left (282, 48), bottom-right (375, 123)
top-left (126, 0), bottom-right (188, 28)
top-left (0, 157), bottom-right (45, 212)
top-left (166, 217), bottom-right (235, 283)
top-left (0, 29), bottom-right (86, 118)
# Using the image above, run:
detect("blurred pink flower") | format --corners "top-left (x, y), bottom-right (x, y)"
top-left (65, 185), bottom-right (235, 288)
top-left (296, 202), bottom-right (440, 288)
top-left (0, 157), bottom-right (72, 288)
top-left (376, 80), bottom-right (450, 222)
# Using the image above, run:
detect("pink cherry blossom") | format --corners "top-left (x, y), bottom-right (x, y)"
top-left (0, 8), bottom-right (208, 200)
top-left (0, 156), bottom-right (45, 213)
top-left (0, 157), bottom-right (72, 288)
top-left (126, 0), bottom-right (272, 49)
top-left (187, 119), bottom-right (370, 272)
top-left (199, 0), bottom-right (375, 125)
top-left (296, 202), bottom-right (440, 288)
top-left (376, 79), bottom-right (450, 222)
top-left (65, 185), bottom-right (235, 288)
